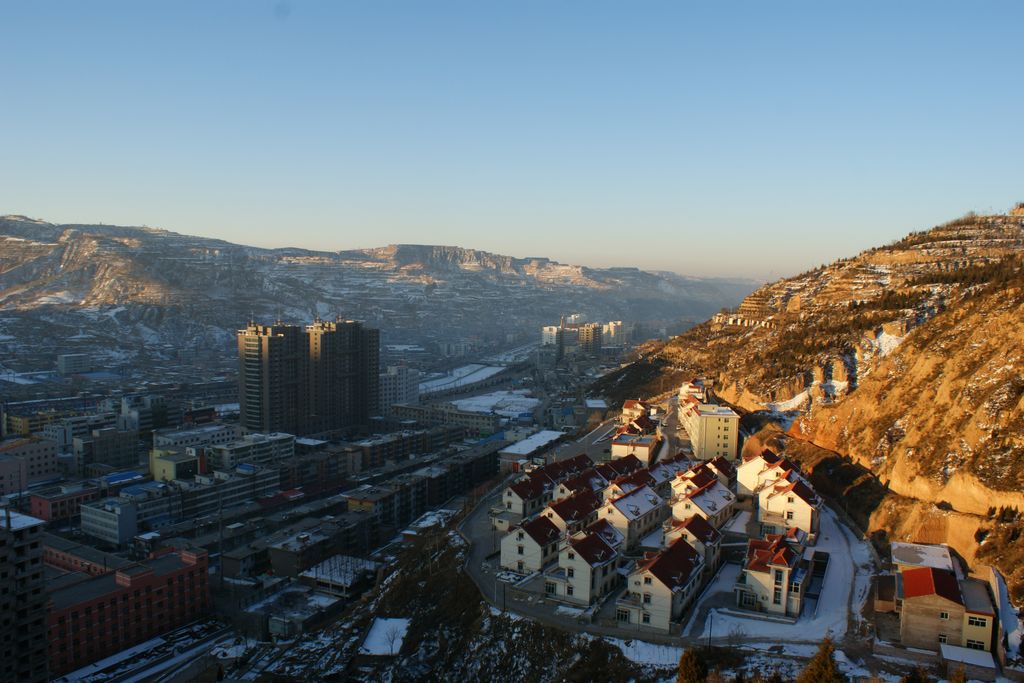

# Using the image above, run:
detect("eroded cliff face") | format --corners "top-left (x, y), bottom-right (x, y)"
top-left (794, 273), bottom-right (1024, 514)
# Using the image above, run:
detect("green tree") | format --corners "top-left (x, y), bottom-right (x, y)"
top-left (796, 637), bottom-right (846, 683)
top-left (898, 666), bottom-right (934, 683)
top-left (677, 649), bottom-right (708, 683)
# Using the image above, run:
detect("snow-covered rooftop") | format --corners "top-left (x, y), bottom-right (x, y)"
top-left (499, 430), bottom-right (564, 456)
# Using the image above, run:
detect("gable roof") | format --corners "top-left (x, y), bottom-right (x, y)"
top-left (558, 468), bottom-right (608, 495)
top-left (609, 469), bottom-right (657, 494)
top-left (677, 514), bottom-right (721, 544)
top-left (518, 515), bottom-right (561, 547)
top-left (595, 454), bottom-right (644, 480)
top-left (902, 567), bottom-right (963, 605)
top-left (508, 477), bottom-right (548, 501)
top-left (548, 490), bottom-right (600, 523)
top-left (635, 537), bottom-right (702, 590)
top-left (586, 518), bottom-right (625, 549)
top-left (677, 464), bottom-right (719, 490)
top-left (707, 456), bottom-right (736, 478)
top-left (745, 535), bottom-right (800, 573)
top-left (766, 474), bottom-right (821, 508)
top-left (622, 399), bottom-right (649, 412)
top-left (607, 485), bottom-right (663, 521)
top-left (568, 532), bottom-right (617, 567)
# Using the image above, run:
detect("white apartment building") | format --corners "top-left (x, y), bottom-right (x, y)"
top-left (541, 326), bottom-right (561, 346)
top-left (678, 397), bottom-right (739, 461)
top-left (153, 423), bottom-right (241, 450)
top-left (378, 365), bottom-right (421, 413)
top-left (598, 485), bottom-right (667, 550)
top-left (543, 532), bottom-right (619, 606)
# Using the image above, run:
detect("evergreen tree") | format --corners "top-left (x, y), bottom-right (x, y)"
top-left (676, 649), bottom-right (708, 683)
top-left (796, 637), bottom-right (846, 683)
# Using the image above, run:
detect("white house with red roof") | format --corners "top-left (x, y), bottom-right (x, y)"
top-left (597, 485), bottom-right (667, 550)
top-left (756, 471), bottom-right (821, 541)
top-left (541, 489), bottom-right (601, 535)
top-left (500, 477), bottom-right (550, 519)
top-left (667, 514), bottom-right (722, 578)
top-left (671, 465), bottom-right (736, 529)
top-left (616, 537), bottom-right (704, 632)
top-left (543, 531), bottom-right (620, 606)
top-left (620, 399), bottom-right (651, 424)
top-left (553, 468), bottom-right (608, 503)
top-left (500, 515), bottom-right (561, 574)
top-left (736, 449), bottom-right (797, 497)
top-left (734, 533), bottom-right (810, 617)
top-left (602, 469), bottom-right (657, 501)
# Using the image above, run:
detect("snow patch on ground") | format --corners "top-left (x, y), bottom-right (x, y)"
top-left (874, 331), bottom-right (905, 357)
top-left (603, 637), bottom-right (683, 667)
top-left (765, 390), bottom-right (810, 413)
top-left (359, 617), bottom-right (410, 656)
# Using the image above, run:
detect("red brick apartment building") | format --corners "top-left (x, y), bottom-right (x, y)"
top-left (47, 548), bottom-right (209, 676)
top-left (30, 484), bottom-right (100, 521)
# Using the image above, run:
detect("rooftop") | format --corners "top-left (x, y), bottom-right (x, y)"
top-left (499, 430), bottom-right (564, 456)
top-left (891, 541), bottom-right (956, 573)
top-left (1, 509), bottom-right (45, 531)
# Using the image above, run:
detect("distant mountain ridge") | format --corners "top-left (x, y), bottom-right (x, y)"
top-left (0, 214), bottom-right (754, 369)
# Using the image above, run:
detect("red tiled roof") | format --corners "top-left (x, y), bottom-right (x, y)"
top-left (707, 456), bottom-right (736, 478)
top-left (745, 448), bottom-right (779, 463)
top-left (679, 464), bottom-right (718, 489)
top-left (559, 468), bottom-right (607, 495)
top-left (548, 490), bottom-right (600, 523)
top-left (902, 567), bottom-right (963, 605)
top-left (622, 400), bottom-right (649, 411)
top-left (519, 515), bottom-right (561, 547)
top-left (770, 476), bottom-right (820, 507)
top-left (509, 477), bottom-right (547, 501)
top-left (637, 537), bottom-right (701, 590)
top-left (678, 514), bottom-right (721, 544)
top-left (596, 454), bottom-right (644, 480)
top-left (569, 532), bottom-right (617, 567)
top-left (610, 469), bottom-right (656, 493)
top-left (586, 518), bottom-right (624, 548)
top-left (745, 535), bottom-right (799, 573)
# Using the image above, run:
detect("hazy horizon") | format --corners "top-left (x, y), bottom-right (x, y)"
top-left (3, 2), bottom-right (1023, 280)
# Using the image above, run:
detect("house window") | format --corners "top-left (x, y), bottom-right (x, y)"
top-left (773, 588), bottom-right (782, 605)
top-left (517, 532), bottom-right (524, 540)
top-left (517, 546), bottom-right (524, 555)
top-left (938, 634), bottom-right (947, 644)
top-left (774, 570), bottom-right (783, 585)
top-left (965, 639), bottom-right (986, 651)
top-left (968, 616), bottom-right (987, 628)
top-left (616, 609), bottom-right (630, 623)
top-left (643, 593), bottom-right (651, 604)
top-left (642, 613), bottom-right (651, 624)
top-left (567, 585), bottom-right (574, 596)
top-left (787, 496), bottom-right (794, 504)
top-left (939, 611), bottom-right (949, 620)
top-left (786, 511), bottom-right (794, 521)
top-left (790, 581), bottom-right (800, 593)
top-left (517, 561), bottom-right (524, 572)
top-left (568, 568), bottom-right (575, 578)
top-left (545, 582), bottom-right (556, 595)
top-left (506, 502), bottom-right (512, 510)
top-left (568, 552), bottom-right (575, 560)
top-left (643, 577), bottom-right (652, 585)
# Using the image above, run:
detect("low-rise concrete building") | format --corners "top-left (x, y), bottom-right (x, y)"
top-left (543, 531), bottom-right (619, 606)
top-left (500, 516), bottom-right (561, 575)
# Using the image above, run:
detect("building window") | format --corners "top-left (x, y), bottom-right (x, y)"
top-left (517, 546), bottom-right (524, 555)
top-left (568, 568), bottom-right (575, 578)
top-left (643, 577), bottom-right (652, 585)
top-left (566, 585), bottom-right (574, 596)
top-left (786, 511), bottom-right (794, 521)
top-left (773, 588), bottom-right (782, 605)
top-left (545, 582), bottom-right (556, 595)
top-left (643, 593), bottom-right (651, 604)
top-left (568, 552), bottom-right (575, 560)
top-left (965, 639), bottom-right (985, 651)
top-left (939, 611), bottom-right (949, 620)
top-left (968, 616), bottom-right (987, 628)
top-left (790, 581), bottom-right (800, 593)
top-left (938, 634), bottom-right (947, 644)
top-left (774, 570), bottom-right (783, 585)
top-left (517, 561), bottom-right (524, 572)
top-left (642, 613), bottom-right (651, 624)
top-left (787, 496), bottom-right (794, 504)
top-left (616, 609), bottom-right (629, 623)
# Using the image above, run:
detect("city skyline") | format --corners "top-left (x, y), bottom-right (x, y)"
top-left (3, 2), bottom-right (1023, 279)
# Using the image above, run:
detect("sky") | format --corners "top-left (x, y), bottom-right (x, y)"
top-left (2, 2), bottom-right (1022, 281)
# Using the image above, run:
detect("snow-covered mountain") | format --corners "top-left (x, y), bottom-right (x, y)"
top-left (0, 215), bottom-right (754, 368)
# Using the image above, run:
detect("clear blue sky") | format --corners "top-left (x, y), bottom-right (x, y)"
top-left (2, 2), bottom-right (1022, 280)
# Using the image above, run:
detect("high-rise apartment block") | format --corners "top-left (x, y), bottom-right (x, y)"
top-left (238, 319), bottom-right (380, 436)
top-left (0, 509), bottom-right (49, 683)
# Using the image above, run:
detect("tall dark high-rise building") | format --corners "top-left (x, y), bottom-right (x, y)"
top-left (238, 319), bottom-right (379, 436)
top-left (0, 509), bottom-right (48, 683)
